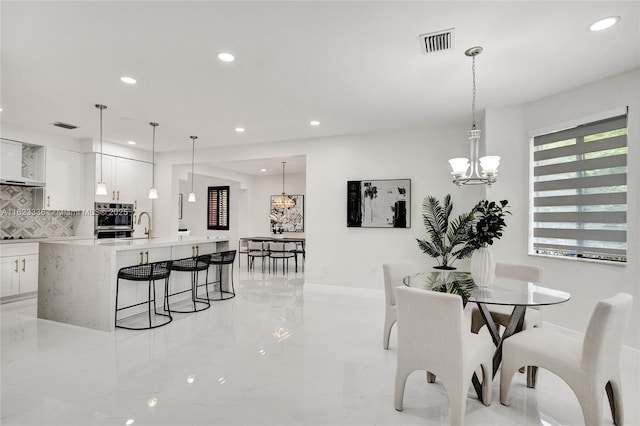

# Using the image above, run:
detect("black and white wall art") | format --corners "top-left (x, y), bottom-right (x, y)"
top-left (270, 194), bottom-right (304, 233)
top-left (347, 179), bottom-right (410, 228)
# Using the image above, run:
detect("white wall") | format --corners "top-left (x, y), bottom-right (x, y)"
top-left (484, 68), bottom-right (640, 348)
top-left (1, 123), bottom-right (83, 151)
top-left (247, 172), bottom-right (306, 237)
top-left (153, 124), bottom-right (483, 290)
top-left (303, 126), bottom-right (485, 287)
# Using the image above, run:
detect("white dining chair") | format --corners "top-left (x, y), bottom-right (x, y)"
top-left (470, 262), bottom-right (543, 385)
top-left (238, 239), bottom-right (249, 269)
top-left (268, 242), bottom-right (296, 274)
top-left (247, 241), bottom-right (270, 273)
top-left (500, 292), bottom-right (633, 426)
top-left (394, 286), bottom-right (494, 425)
top-left (382, 261), bottom-right (417, 350)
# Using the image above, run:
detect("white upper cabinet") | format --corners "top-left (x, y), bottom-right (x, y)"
top-left (94, 154), bottom-right (152, 207)
top-left (44, 147), bottom-right (84, 210)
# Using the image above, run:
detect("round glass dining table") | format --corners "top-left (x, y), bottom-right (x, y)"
top-left (402, 271), bottom-right (571, 402)
top-left (402, 271), bottom-right (571, 307)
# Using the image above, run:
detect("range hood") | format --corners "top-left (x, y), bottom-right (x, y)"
top-left (0, 140), bottom-right (46, 187)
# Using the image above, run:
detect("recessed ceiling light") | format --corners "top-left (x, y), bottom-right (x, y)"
top-left (235, 127), bottom-right (245, 133)
top-left (260, 168), bottom-right (267, 172)
top-left (127, 140), bottom-right (136, 145)
top-left (120, 76), bottom-right (137, 84)
top-left (589, 16), bottom-right (620, 31)
top-left (0, 107), bottom-right (3, 112)
top-left (310, 120), bottom-right (320, 126)
top-left (217, 52), bottom-right (236, 62)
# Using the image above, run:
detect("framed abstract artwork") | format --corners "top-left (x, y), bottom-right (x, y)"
top-left (270, 194), bottom-right (304, 233)
top-left (347, 179), bottom-right (411, 228)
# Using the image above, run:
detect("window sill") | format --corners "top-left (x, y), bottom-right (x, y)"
top-left (528, 252), bottom-right (627, 267)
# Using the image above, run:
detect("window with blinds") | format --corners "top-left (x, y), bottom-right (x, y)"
top-left (532, 113), bottom-right (627, 263)
top-left (207, 186), bottom-right (230, 230)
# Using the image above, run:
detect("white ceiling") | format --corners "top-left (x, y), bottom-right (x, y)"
top-left (1, 1), bottom-right (639, 171)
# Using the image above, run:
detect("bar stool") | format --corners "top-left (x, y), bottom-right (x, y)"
top-left (115, 260), bottom-right (173, 330)
top-left (169, 254), bottom-right (212, 313)
top-left (206, 250), bottom-right (237, 300)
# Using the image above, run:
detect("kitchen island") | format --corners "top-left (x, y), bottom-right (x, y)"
top-left (38, 236), bottom-right (229, 332)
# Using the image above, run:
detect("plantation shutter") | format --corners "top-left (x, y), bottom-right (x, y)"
top-left (532, 114), bottom-right (627, 262)
top-left (207, 186), bottom-right (230, 230)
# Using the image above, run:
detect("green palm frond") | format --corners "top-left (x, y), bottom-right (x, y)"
top-left (416, 238), bottom-right (442, 258)
top-left (417, 194), bottom-right (475, 268)
top-left (421, 196), bottom-right (445, 250)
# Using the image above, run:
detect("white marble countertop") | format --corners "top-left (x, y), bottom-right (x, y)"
top-left (39, 236), bottom-right (229, 251)
top-left (37, 235), bottom-right (230, 332)
top-left (0, 236), bottom-right (94, 245)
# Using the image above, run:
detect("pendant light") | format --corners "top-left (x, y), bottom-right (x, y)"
top-left (448, 46), bottom-right (500, 187)
top-left (272, 161), bottom-right (295, 209)
top-left (95, 104), bottom-right (108, 196)
top-left (148, 122), bottom-right (159, 199)
top-left (187, 136), bottom-right (197, 202)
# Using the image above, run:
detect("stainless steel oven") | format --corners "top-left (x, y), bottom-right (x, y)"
top-left (94, 203), bottom-right (134, 238)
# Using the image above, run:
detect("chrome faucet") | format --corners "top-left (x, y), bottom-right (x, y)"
top-left (137, 211), bottom-right (152, 239)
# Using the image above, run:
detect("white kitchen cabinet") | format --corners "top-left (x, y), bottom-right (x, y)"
top-left (171, 242), bottom-right (216, 260)
top-left (94, 154), bottom-right (152, 208)
top-left (44, 147), bottom-right (84, 210)
top-left (0, 243), bottom-right (39, 298)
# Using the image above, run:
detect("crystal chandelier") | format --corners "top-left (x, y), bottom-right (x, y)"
top-left (272, 161), bottom-right (295, 209)
top-left (448, 46), bottom-right (500, 187)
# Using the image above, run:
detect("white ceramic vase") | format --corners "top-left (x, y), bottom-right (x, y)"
top-left (470, 246), bottom-right (495, 288)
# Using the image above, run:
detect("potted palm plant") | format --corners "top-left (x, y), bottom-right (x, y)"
top-left (467, 199), bottom-right (511, 287)
top-left (416, 194), bottom-right (475, 270)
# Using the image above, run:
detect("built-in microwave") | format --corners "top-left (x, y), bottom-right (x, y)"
top-left (94, 203), bottom-right (134, 237)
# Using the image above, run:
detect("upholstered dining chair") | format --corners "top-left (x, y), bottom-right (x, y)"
top-left (238, 239), bottom-right (249, 269)
top-left (500, 292), bottom-right (633, 426)
top-left (382, 261), bottom-right (416, 350)
top-left (247, 241), bottom-right (270, 273)
top-left (268, 242), bottom-right (297, 274)
top-left (470, 262), bottom-right (543, 385)
top-left (394, 286), bottom-right (494, 425)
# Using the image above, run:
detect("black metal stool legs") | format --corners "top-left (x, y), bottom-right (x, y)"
top-left (115, 261), bottom-right (173, 330)
top-left (169, 254), bottom-right (212, 313)
top-left (207, 250), bottom-right (237, 300)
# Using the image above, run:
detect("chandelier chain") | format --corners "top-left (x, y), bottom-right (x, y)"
top-left (471, 54), bottom-right (477, 129)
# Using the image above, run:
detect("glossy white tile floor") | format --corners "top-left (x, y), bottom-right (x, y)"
top-left (2, 266), bottom-right (639, 425)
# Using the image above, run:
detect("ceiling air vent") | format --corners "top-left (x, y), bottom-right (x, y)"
top-left (52, 121), bottom-right (78, 130)
top-left (420, 28), bottom-right (455, 54)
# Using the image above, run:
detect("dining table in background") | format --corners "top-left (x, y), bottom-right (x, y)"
top-left (240, 236), bottom-right (306, 269)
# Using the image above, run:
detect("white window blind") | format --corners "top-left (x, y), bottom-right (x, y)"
top-left (532, 113), bottom-right (627, 262)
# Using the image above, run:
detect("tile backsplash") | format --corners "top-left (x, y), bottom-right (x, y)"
top-left (0, 186), bottom-right (79, 238)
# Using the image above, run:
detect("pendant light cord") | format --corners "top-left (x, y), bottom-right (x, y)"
top-left (282, 162), bottom-right (286, 193)
top-left (95, 104), bottom-right (107, 183)
top-left (100, 108), bottom-right (103, 181)
top-left (150, 123), bottom-right (158, 187)
top-left (190, 136), bottom-right (197, 193)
